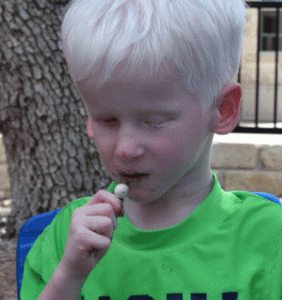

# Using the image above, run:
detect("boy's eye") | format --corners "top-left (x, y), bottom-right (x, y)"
top-left (144, 122), bottom-right (163, 129)
top-left (143, 120), bottom-right (165, 129)
top-left (140, 114), bottom-right (172, 129)
top-left (99, 117), bottom-right (119, 126)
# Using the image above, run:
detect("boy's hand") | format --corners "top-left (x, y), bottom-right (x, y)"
top-left (59, 190), bottom-right (123, 280)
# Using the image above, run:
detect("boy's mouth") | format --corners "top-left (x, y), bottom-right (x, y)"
top-left (120, 173), bottom-right (149, 182)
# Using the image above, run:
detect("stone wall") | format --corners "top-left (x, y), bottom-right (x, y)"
top-left (0, 134), bottom-right (282, 200)
top-left (0, 135), bottom-right (10, 200)
top-left (211, 143), bottom-right (282, 197)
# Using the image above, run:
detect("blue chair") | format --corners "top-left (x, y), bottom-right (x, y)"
top-left (16, 193), bottom-right (281, 299)
top-left (16, 208), bottom-right (61, 300)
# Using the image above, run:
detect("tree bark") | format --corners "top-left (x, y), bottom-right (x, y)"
top-left (0, 0), bottom-right (111, 238)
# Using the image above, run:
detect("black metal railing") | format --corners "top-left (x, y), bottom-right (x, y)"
top-left (235, 1), bottom-right (282, 134)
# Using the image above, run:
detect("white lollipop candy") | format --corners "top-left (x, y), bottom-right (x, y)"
top-left (114, 183), bottom-right (129, 200)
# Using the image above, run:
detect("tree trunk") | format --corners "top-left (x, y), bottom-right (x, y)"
top-left (0, 0), bottom-right (111, 238)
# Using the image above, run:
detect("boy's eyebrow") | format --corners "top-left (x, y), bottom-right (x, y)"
top-left (138, 84), bottom-right (176, 97)
top-left (135, 109), bottom-right (181, 117)
top-left (136, 81), bottom-right (188, 98)
top-left (91, 109), bottom-right (181, 118)
top-left (137, 109), bottom-right (176, 113)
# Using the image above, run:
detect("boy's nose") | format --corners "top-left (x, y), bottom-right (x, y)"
top-left (114, 125), bottom-right (145, 161)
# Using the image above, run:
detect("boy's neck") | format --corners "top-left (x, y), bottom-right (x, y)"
top-left (124, 171), bottom-right (214, 231)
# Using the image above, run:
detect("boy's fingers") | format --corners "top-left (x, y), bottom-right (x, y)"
top-left (84, 204), bottom-right (118, 229)
top-left (86, 190), bottom-right (123, 217)
top-left (85, 215), bottom-right (115, 238)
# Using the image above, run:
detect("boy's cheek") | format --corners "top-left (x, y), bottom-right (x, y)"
top-left (86, 118), bottom-right (95, 139)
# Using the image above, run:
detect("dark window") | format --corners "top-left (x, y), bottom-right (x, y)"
top-left (261, 9), bottom-right (282, 51)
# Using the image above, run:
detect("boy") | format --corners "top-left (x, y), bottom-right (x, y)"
top-left (21, 0), bottom-right (282, 299)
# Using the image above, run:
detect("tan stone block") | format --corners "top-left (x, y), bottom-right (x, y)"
top-left (260, 146), bottom-right (282, 171)
top-left (225, 171), bottom-right (282, 197)
top-left (0, 165), bottom-right (11, 191)
top-left (0, 136), bottom-right (7, 164)
top-left (0, 207), bottom-right (11, 217)
top-left (1, 199), bottom-right (12, 207)
top-left (211, 143), bottom-right (258, 169)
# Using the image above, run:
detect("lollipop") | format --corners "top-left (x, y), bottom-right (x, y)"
top-left (114, 183), bottom-right (129, 201)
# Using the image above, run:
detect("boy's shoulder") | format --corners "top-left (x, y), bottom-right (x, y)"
top-left (228, 190), bottom-right (282, 212)
top-left (223, 189), bottom-right (282, 232)
top-left (211, 175), bottom-right (282, 224)
top-left (59, 196), bottom-right (92, 213)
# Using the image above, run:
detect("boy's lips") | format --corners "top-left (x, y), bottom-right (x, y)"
top-left (120, 172), bottom-right (149, 182)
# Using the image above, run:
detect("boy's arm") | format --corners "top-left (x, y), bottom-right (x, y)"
top-left (37, 261), bottom-right (86, 300)
top-left (37, 190), bottom-right (123, 299)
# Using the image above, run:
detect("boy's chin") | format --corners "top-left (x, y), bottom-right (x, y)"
top-left (126, 187), bottom-right (157, 204)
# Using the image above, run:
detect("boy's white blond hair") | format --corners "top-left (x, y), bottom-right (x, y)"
top-left (61, 0), bottom-right (246, 108)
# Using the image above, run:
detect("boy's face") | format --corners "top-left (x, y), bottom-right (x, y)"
top-left (76, 62), bottom-right (217, 203)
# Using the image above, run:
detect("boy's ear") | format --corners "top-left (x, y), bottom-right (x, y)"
top-left (213, 83), bottom-right (242, 135)
top-left (87, 118), bottom-right (95, 139)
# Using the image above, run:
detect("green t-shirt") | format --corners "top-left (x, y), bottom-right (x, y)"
top-left (21, 174), bottom-right (282, 299)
